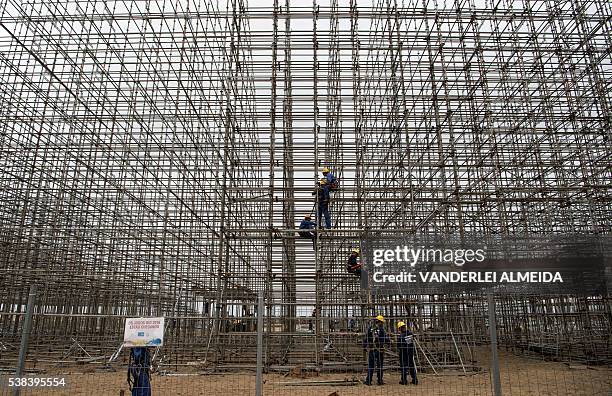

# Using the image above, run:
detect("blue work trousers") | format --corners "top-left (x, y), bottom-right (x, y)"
top-left (365, 349), bottom-right (384, 384)
top-left (317, 202), bottom-right (331, 229)
top-left (399, 348), bottom-right (417, 384)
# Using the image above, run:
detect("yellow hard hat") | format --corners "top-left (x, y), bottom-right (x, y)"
top-left (322, 167), bottom-right (330, 173)
top-left (351, 247), bottom-right (360, 254)
top-left (376, 315), bottom-right (384, 322)
top-left (397, 321), bottom-right (406, 329)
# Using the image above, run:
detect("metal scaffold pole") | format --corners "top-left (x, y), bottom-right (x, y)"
top-left (0, 0), bottom-right (609, 378)
top-left (13, 284), bottom-right (37, 396)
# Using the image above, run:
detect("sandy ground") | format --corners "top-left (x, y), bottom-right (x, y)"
top-left (1, 352), bottom-right (610, 395)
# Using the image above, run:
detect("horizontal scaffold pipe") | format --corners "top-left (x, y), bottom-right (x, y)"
top-left (7, 8), bottom-right (605, 22)
top-left (229, 197), bottom-right (593, 203)
top-left (228, 227), bottom-right (416, 234)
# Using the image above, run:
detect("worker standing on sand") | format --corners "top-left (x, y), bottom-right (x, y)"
top-left (346, 247), bottom-right (362, 277)
top-left (128, 347), bottom-right (152, 396)
top-left (397, 321), bottom-right (418, 385)
top-left (313, 178), bottom-right (332, 229)
top-left (298, 215), bottom-right (317, 248)
top-left (363, 315), bottom-right (390, 385)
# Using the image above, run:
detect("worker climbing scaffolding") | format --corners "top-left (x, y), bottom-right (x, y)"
top-left (313, 177), bottom-right (332, 229)
top-left (322, 167), bottom-right (338, 191)
top-left (347, 247), bottom-right (362, 277)
top-left (298, 215), bottom-right (317, 249)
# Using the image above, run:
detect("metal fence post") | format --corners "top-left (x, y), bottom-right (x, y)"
top-left (13, 284), bottom-right (37, 396)
top-left (487, 293), bottom-right (502, 396)
top-left (256, 290), bottom-right (264, 396)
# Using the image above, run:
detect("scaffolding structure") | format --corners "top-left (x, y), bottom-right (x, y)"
top-left (0, 0), bottom-right (611, 372)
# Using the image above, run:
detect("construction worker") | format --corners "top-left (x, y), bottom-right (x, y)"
top-left (298, 215), bottom-right (317, 248)
top-left (362, 315), bottom-right (390, 385)
top-left (347, 247), bottom-right (362, 277)
top-left (322, 167), bottom-right (338, 190)
top-left (128, 347), bottom-right (152, 396)
top-left (313, 178), bottom-right (332, 229)
top-left (309, 308), bottom-right (317, 333)
top-left (397, 321), bottom-right (418, 385)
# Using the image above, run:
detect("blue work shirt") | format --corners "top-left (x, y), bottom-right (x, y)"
top-left (397, 330), bottom-right (415, 352)
top-left (317, 184), bottom-right (331, 203)
top-left (363, 324), bottom-right (390, 350)
top-left (299, 219), bottom-right (316, 229)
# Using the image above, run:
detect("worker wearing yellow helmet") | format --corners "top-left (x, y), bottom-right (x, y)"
top-left (321, 167), bottom-right (338, 191)
top-left (347, 247), bottom-right (362, 277)
top-left (397, 321), bottom-right (418, 385)
top-left (313, 176), bottom-right (332, 229)
top-left (362, 314), bottom-right (390, 385)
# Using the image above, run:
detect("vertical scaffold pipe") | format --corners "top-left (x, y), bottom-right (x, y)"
top-left (14, 284), bottom-right (37, 396)
top-left (487, 293), bottom-right (502, 396)
top-left (312, 0), bottom-right (321, 367)
top-left (256, 291), bottom-right (264, 396)
top-left (267, 0), bottom-right (279, 365)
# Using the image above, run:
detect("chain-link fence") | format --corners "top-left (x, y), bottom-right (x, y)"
top-left (2, 289), bottom-right (610, 395)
